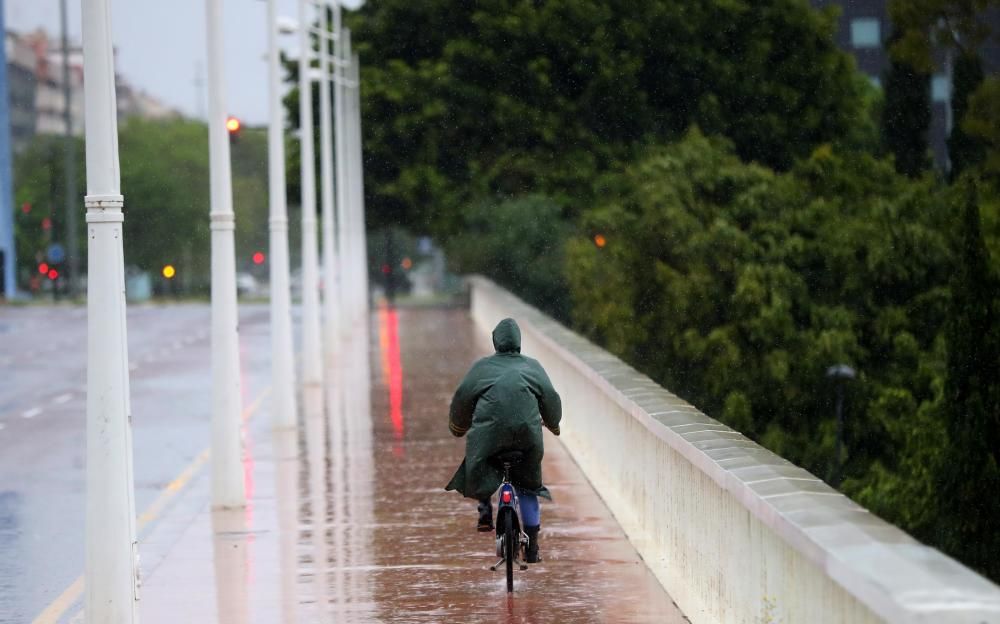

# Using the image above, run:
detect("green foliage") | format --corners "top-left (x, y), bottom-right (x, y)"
top-left (12, 134), bottom-right (85, 285)
top-left (888, 0), bottom-right (1000, 71)
top-left (348, 0), bottom-right (864, 235)
top-left (934, 178), bottom-right (1000, 577)
top-left (449, 195), bottom-right (571, 320)
top-left (881, 31), bottom-right (931, 177)
top-left (13, 118), bottom-right (272, 292)
top-left (947, 53), bottom-right (986, 178)
top-left (886, 0), bottom-right (999, 180)
top-left (116, 118), bottom-right (211, 281)
top-left (962, 77), bottom-right (1000, 176)
top-left (566, 129), bottom-right (958, 512)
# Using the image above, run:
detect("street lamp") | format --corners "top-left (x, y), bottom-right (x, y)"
top-left (346, 48), bottom-right (370, 319)
top-left (826, 363), bottom-right (857, 487)
top-left (206, 0), bottom-right (246, 510)
top-left (318, 3), bottom-right (340, 375)
top-left (81, 0), bottom-right (139, 619)
top-left (298, 0), bottom-right (324, 394)
top-left (267, 0), bottom-right (298, 429)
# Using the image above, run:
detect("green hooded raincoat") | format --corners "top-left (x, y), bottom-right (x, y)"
top-left (445, 318), bottom-right (562, 501)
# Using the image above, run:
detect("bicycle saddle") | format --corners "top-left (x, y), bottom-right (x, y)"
top-left (493, 450), bottom-right (525, 465)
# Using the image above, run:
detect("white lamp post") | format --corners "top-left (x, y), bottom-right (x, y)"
top-left (319, 3), bottom-right (340, 374)
top-left (299, 0), bottom-right (324, 394)
top-left (267, 0), bottom-right (298, 429)
top-left (206, 0), bottom-right (246, 510)
top-left (347, 51), bottom-right (369, 317)
top-left (82, 0), bottom-right (138, 620)
top-left (333, 14), bottom-right (352, 336)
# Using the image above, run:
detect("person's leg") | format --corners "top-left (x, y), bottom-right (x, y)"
top-left (517, 489), bottom-right (542, 563)
top-left (477, 497), bottom-right (493, 532)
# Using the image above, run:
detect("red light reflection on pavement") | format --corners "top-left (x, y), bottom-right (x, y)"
top-left (378, 302), bottom-right (405, 455)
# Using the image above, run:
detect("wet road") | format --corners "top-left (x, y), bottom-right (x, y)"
top-left (0, 303), bottom-right (272, 623)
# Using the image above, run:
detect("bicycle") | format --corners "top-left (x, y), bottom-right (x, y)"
top-left (487, 450), bottom-right (529, 593)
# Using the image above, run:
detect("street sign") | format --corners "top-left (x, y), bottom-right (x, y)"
top-left (47, 243), bottom-right (66, 264)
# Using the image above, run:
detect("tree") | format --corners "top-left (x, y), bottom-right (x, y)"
top-left (346, 0), bottom-right (864, 236)
top-left (962, 77), bottom-right (1000, 176)
top-left (881, 30), bottom-right (931, 177)
top-left (948, 52), bottom-right (987, 178)
top-left (13, 118), bottom-right (272, 294)
top-left (567, 129), bottom-right (955, 520)
top-left (888, 0), bottom-right (999, 72)
top-left (888, 0), bottom-right (999, 176)
top-left (12, 134), bottom-right (85, 289)
top-left (115, 118), bottom-right (211, 282)
top-left (935, 178), bottom-right (1000, 578)
top-left (449, 195), bottom-right (572, 320)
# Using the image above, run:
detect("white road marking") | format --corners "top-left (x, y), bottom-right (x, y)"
top-left (53, 393), bottom-right (73, 405)
top-left (22, 407), bottom-right (42, 419)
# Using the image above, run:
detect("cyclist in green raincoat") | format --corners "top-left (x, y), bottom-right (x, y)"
top-left (446, 317), bottom-right (562, 563)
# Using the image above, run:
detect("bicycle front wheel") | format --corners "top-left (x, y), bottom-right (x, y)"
top-left (503, 510), bottom-right (515, 592)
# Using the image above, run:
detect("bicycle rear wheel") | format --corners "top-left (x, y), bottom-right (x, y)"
top-left (503, 510), bottom-right (515, 592)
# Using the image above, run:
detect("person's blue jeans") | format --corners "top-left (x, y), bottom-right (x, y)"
top-left (479, 488), bottom-right (540, 527)
top-left (516, 488), bottom-right (540, 527)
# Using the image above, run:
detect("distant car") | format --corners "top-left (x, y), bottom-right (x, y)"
top-left (236, 272), bottom-right (261, 297)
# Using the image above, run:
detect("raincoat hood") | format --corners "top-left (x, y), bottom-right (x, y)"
top-left (492, 318), bottom-right (521, 354)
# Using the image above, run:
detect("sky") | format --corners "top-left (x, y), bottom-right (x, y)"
top-left (4, 0), bottom-right (361, 125)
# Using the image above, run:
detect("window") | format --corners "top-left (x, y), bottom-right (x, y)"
top-left (851, 18), bottom-right (881, 48)
top-left (932, 75), bottom-right (951, 102)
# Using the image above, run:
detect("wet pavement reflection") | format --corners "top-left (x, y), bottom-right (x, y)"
top-left (297, 306), bottom-right (688, 623)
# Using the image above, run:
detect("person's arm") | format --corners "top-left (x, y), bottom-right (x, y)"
top-left (449, 361), bottom-right (483, 437)
top-left (533, 362), bottom-right (562, 435)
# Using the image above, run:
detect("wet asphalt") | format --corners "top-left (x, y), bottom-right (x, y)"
top-left (0, 303), bottom-right (272, 623)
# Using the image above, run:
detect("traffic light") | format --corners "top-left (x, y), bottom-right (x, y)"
top-left (226, 116), bottom-right (242, 142)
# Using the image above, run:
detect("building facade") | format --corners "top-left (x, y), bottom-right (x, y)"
top-left (3, 28), bottom-right (179, 155)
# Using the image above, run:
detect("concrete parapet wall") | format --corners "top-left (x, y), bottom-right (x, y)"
top-left (469, 276), bottom-right (1000, 624)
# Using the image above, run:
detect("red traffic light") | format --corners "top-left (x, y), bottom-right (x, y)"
top-left (47, 268), bottom-right (59, 280)
top-left (226, 116), bottom-right (241, 134)
top-left (252, 251), bottom-right (265, 265)
top-left (38, 262), bottom-right (49, 274)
